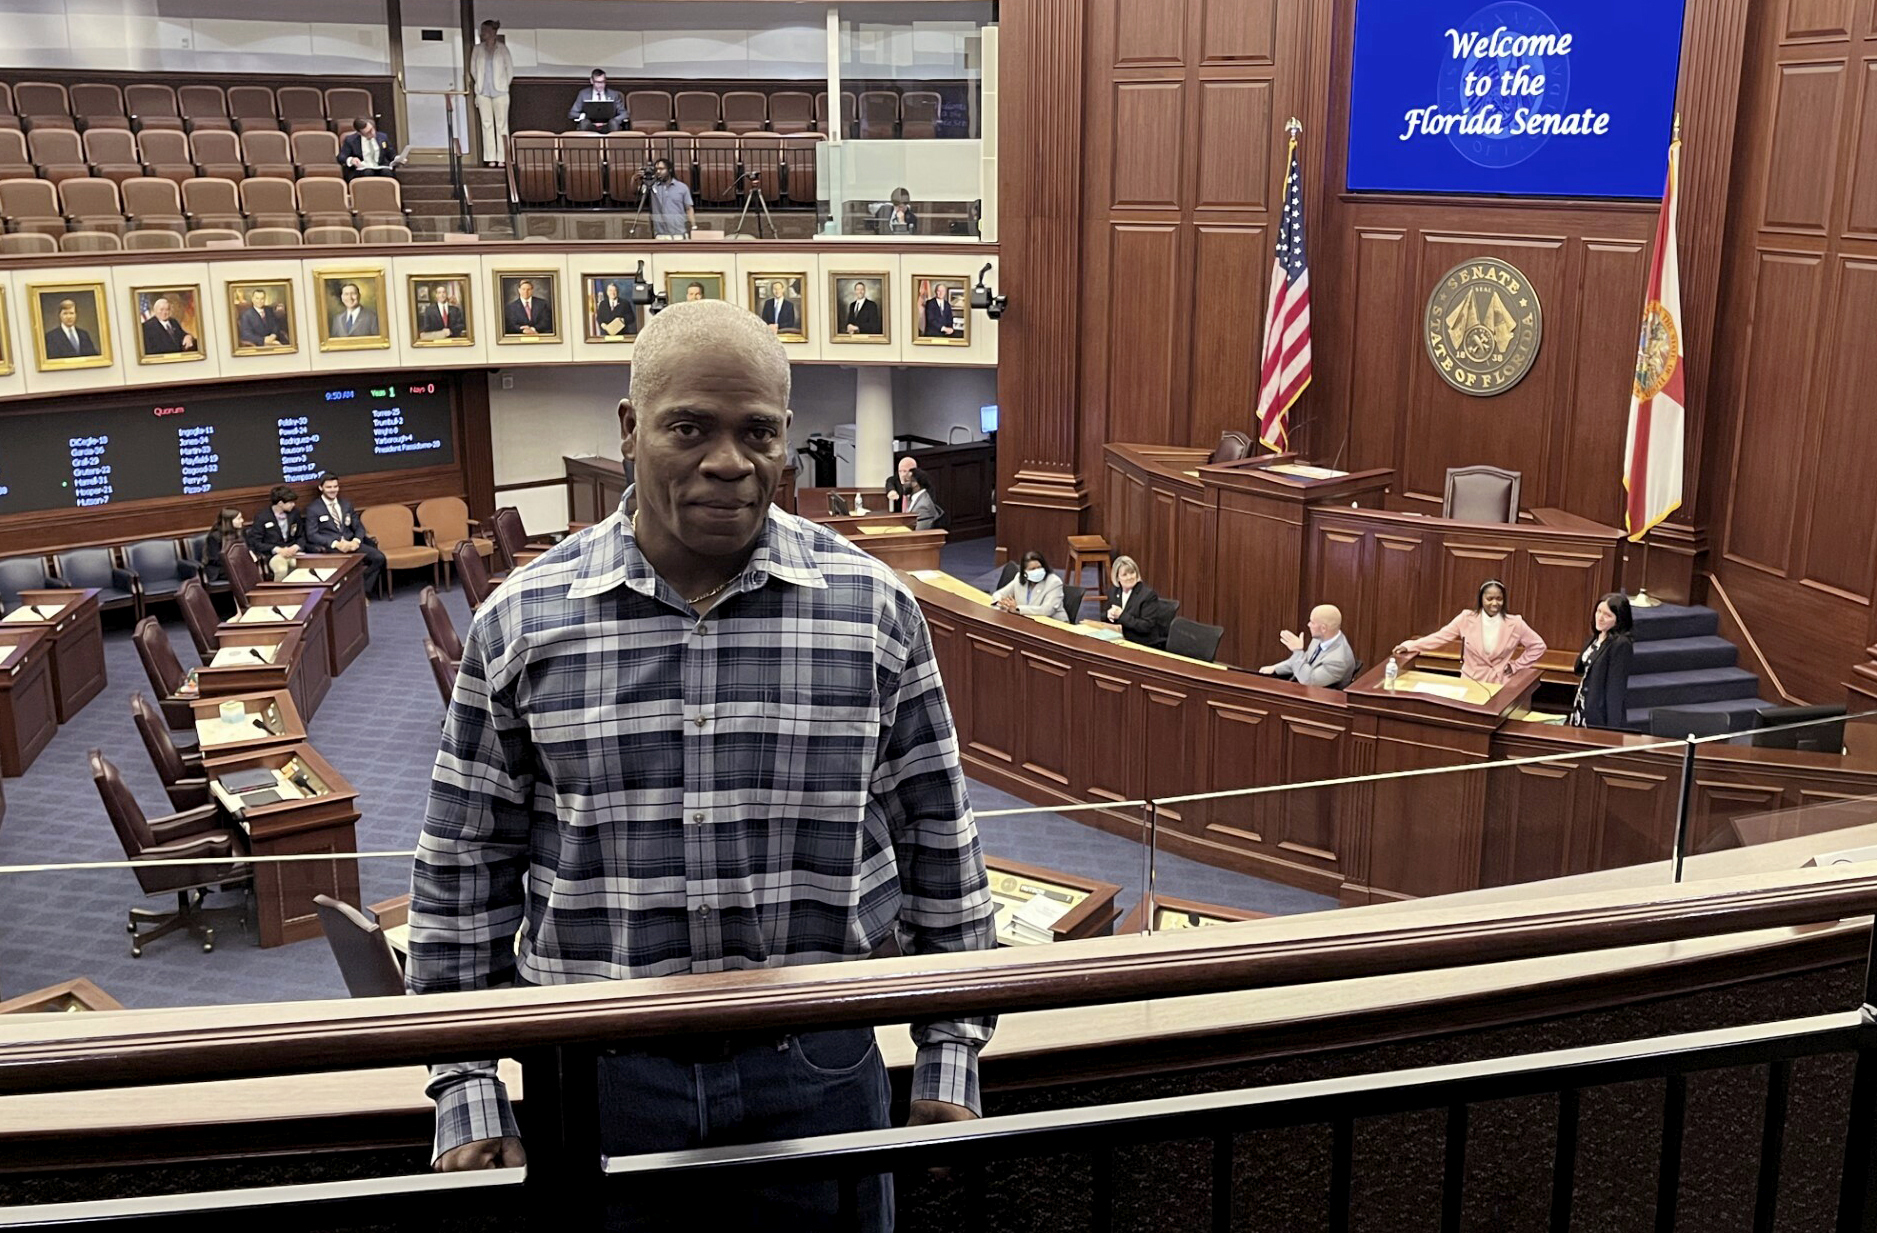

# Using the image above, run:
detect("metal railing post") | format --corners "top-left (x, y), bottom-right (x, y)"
top-left (1669, 737), bottom-right (1697, 884)
top-left (1138, 800), bottom-right (1160, 934)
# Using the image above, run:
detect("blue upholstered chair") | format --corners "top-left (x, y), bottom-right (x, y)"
top-left (125, 538), bottom-right (199, 612)
top-left (0, 555), bottom-right (55, 613)
top-left (52, 547), bottom-right (140, 618)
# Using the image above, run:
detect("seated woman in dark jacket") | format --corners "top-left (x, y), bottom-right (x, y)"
top-left (1104, 554), bottom-right (1173, 649)
top-left (202, 507), bottom-right (250, 586)
top-left (1569, 591), bottom-right (1634, 730)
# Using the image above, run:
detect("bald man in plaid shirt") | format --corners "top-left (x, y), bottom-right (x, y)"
top-left (407, 300), bottom-right (995, 1230)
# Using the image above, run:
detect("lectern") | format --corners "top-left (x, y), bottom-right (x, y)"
top-left (0, 625), bottom-right (57, 777)
top-left (196, 626), bottom-right (322, 721)
top-left (270, 554), bottom-right (370, 674)
top-left (217, 587), bottom-right (334, 704)
top-left (2, 588), bottom-right (106, 722)
top-left (204, 741), bottom-right (359, 947)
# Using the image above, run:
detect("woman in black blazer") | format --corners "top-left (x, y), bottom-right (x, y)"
top-left (202, 507), bottom-right (249, 586)
top-left (1105, 554), bottom-right (1172, 649)
top-left (1570, 591), bottom-right (1635, 730)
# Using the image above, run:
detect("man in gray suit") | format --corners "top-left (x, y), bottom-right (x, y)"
top-left (1259, 604), bottom-right (1356, 688)
top-left (330, 282), bottom-right (379, 338)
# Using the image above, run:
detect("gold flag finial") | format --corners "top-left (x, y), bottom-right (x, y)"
top-left (1673, 112), bottom-right (1682, 141)
top-left (1286, 116), bottom-right (1303, 136)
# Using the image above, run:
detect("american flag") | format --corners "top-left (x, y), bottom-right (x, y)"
top-left (1256, 130), bottom-right (1312, 451)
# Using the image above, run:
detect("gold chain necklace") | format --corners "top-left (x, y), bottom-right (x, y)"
top-left (633, 512), bottom-right (739, 608)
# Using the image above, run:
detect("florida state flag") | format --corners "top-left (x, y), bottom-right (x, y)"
top-left (1624, 133), bottom-right (1684, 541)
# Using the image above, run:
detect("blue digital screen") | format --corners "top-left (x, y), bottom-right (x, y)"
top-left (1347, 0), bottom-right (1686, 198)
top-left (980, 404), bottom-right (999, 434)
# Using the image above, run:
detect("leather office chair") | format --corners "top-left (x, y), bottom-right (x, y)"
top-left (222, 540), bottom-right (263, 607)
top-left (1166, 616), bottom-right (1226, 662)
top-left (0, 555), bottom-right (54, 612)
top-left (491, 506), bottom-right (553, 573)
top-left (313, 894), bottom-right (407, 997)
top-left (1339, 658), bottom-right (1365, 689)
top-left (91, 749), bottom-right (250, 956)
top-left (994, 561), bottom-right (1019, 593)
top-left (1209, 431), bottom-right (1254, 464)
top-left (175, 577), bottom-right (221, 664)
top-left (130, 691), bottom-right (209, 811)
top-left (1442, 466), bottom-right (1522, 523)
top-left (133, 615), bottom-right (195, 730)
top-left (425, 636), bottom-right (459, 707)
top-left (1061, 583), bottom-right (1087, 624)
top-left (455, 539), bottom-right (504, 612)
top-left (52, 547), bottom-right (140, 618)
top-left (828, 492), bottom-right (850, 516)
top-left (125, 538), bottom-right (200, 613)
top-left (1651, 708), bottom-right (1735, 740)
top-left (419, 585), bottom-right (463, 664)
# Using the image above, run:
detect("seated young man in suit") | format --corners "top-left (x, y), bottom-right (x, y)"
top-left (1259, 604), bottom-right (1356, 688)
top-left (246, 485), bottom-right (309, 582)
top-left (1104, 555), bottom-right (1173, 650)
top-left (339, 117), bottom-right (400, 181)
top-left (306, 474), bottom-right (386, 596)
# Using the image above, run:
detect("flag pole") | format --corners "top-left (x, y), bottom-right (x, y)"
top-left (1630, 112), bottom-right (1683, 610)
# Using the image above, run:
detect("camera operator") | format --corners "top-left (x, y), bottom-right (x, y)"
top-left (645, 157), bottom-right (695, 239)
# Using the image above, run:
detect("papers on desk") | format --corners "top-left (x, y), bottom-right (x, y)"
top-left (856, 524), bottom-right (912, 536)
top-left (910, 570), bottom-right (945, 582)
top-left (210, 644), bottom-right (278, 667)
top-left (1, 604), bottom-right (62, 624)
top-left (283, 568), bottom-right (334, 583)
top-left (232, 604), bottom-right (300, 624)
top-left (1267, 463), bottom-right (1349, 480)
top-left (990, 873), bottom-right (1086, 946)
top-left (1404, 680), bottom-right (1475, 701)
top-left (196, 708), bottom-right (280, 747)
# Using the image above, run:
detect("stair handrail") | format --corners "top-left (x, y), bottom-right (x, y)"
top-left (442, 90), bottom-right (473, 235)
top-left (1704, 571), bottom-right (1805, 705)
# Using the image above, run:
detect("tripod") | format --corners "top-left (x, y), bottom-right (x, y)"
top-left (731, 172), bottom-right (775, 240)
top-left (627, 172), bottom-right (652, 239)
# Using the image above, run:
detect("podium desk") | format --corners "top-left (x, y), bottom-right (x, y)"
top-left (190, 689), bottom-right (306, 759)
top-left (272, 554), bottom-right (369, 675)
top-left (0, 626), bottom-right (58, 778)
top-left (984, 855), bottom-right (1121, 945)
top-left (848, 526), bottom-right (946, 571)
top-left (805, 511), bottom-right (918, 535)
top-left (217, 588), bottom-right (333, 706)
top-left (196, 627), bottom-right (322, 722)
top-left (203, 742), bottom-right (360, 947)
top-left (2, 589), bottom-right (106, 723)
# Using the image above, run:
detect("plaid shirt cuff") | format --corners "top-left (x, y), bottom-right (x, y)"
top-left (430, 1070), bottom-right (520, 1165)
top-left (911, 1041), bottom-right (982, 1116)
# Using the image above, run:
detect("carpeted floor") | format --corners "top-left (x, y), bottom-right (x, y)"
top-left (0, 535), bottom-right (1331, 1010)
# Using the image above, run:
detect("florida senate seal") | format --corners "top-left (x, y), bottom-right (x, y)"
top-left (1424, 257), bottom-right (1543, 397)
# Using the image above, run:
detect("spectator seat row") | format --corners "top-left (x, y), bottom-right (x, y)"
top-left (613, 88), bottom-right (940, 140)
top-left (0, 175), bottom-right (407, 238)
top-left (509, 131), bottom-right (824, 209)
top-left (0, 128), bottom-right (349, 187)
top-left (0, 82), bottom-right (378, 137)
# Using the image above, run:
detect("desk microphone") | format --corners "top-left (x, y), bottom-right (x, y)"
top-left (268, 606), bottom-right (291, 621)
top-left (247, 648), bottom-right (266, 663)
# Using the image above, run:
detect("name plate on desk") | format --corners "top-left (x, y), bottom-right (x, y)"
top-left (211, 645), bottom-right (279, 667)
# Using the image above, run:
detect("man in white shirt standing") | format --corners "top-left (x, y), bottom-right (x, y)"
top-left (468, 20), bottom-right (514, 168)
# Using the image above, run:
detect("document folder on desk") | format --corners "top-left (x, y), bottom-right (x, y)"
top-left (219, 767), bottom-right (279, 794)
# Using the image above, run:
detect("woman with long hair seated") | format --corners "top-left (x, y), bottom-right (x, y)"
top-left (202, 507), bottom-right (251, 586)
top-left (1392, 578), bottom-right (1548, 685)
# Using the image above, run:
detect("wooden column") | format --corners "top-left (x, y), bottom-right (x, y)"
top-left (995, 0), bottom-right (1091, 563)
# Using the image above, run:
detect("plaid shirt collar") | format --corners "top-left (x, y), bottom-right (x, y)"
top-left (567, 485), bottom-right (829, 603)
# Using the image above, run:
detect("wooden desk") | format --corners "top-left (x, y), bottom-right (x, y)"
top-left (909, 574), bottom-right (1877, 904)
top-left (0, 978), bottom-right (123, 1014)
top-left (2, 588), bottom-right (106, 723)
top-left (273, 555), bottom-right (369, 675)
top-left (217, 587), bottom-right (333, 712)
top-left (189, 690), bottom-right (306, 759)
top-left (203, 742), bottom-right (360, 948)
top-left (848, 526), bottom-right (946, 570)
top-left (1101, 444), bottom-right (1625, 677)
top-left (798, 487), bottom-right (892, 519)
top-left (1115, 894), bottom-right (1270, 935)
top-left (984, 855), bottom-right (1121, 944)
top-left (196, 627), bottom-right (320, 722)
top-left (803, 511), bottom-right (919, 535)
top-left (0, 626), bottom-right (58, 778)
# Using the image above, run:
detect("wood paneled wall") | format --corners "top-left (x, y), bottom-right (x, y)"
top-left (1704, 0), bottom-right (1877, 702)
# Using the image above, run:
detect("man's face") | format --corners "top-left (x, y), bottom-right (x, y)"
top-left (1307, 610), bottom-right (1334, 642)
top-left (153, 298), bottom-right (172, 321)
top-left (58, 303), bottom-right (76, 327)
top-left (620, 348), bottom-right (790, 561)
top-left (250, 290), bottom-right (267, 311)
top-left (275, 495), bottom-right (295, 513)
top-left (360, 122), bottom-right (376, 140)
top-left (852, 282), bottom-right (868, 302)
top-left (770, 282), bottom-right (786, 299)
top-left (605, 282), bottom-right (620, 302)
top-left (320, 479), bottom-right (340, 502)
top-left (655, 160), bottom-right (671, 181)
top-left (340, 284), bottom-right (360, 309)
top-left (518, 282), bottom-right (533, 300)
top-left (686, 285), bottom-right (704, 302)
top-left (591, 74), bottom-right (606, 92)
top-left (934, 284), bottom-right (948, 302)
top-left (897, 457), bottom-right (916, 485)
top-left (480, 23), bottom-right (497, 45)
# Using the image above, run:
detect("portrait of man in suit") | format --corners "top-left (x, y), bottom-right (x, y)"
top-left (31, 283), bottom-right (111, 370)
top-left (749, 274), bottom-right (806, 343)
top-left (497, 274), bottom-right (558, 341)
top-left (913, 277), bottom-right (968, 346)
top-left (316, 271), bottom-right (389, 351)
top-left (134, 288), bottom-right (204, 364)
top-left (230, 282), bottom-right (294, 354)
top-left (831, 274), bottom-right (887, 343)
top-left (664, 273), bottom-right (723, 306)
top-left (412, 278), bottom-right (471, 346)
top-left (587, 276), bottom-right (639, 342)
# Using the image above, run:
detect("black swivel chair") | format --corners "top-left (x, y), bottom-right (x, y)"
top-left (313, 894), bottom-right (407, 997)
top-left (1651, 708), bottom-right (1737, 740)
top-left (1165, 616), bottom-right (1225, 662)
top-left (1061, 583), bottom-right (1086, 624)
top-left (993, 561), bottom-right (1019, 592)
top-left (129, 691), bottom-right (209, 811)
top-left (1339, 658), bottom-right (1365, 689)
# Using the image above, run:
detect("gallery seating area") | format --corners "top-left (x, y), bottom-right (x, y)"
top-left (0, 173), bottom-right (412, 251)
top-left (0, 81), bottom-right (379, 138)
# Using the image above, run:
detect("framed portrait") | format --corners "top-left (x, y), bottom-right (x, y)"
top-left (583, 273), bottom-right (641, 343)
top-left (911, 276), bottom-right (970, 347)
top-left (227, 279), bottom-right (297, 356)
top-left (0, 286), bottom-right (13, 377)
top-left (747, 272), bottom-right (808, 344)
top-left (829, 272), bottom-right (890, 345)
top-left (408, 274), bottom-right (475, 347)
top-left (29, 281), bottom-right (112, 371)
top-left (130, 284), bottom-right (206, 365)
top-left (313, 268), bottom-right (391, 352)
top-left (494, 270), bottom-right (560, 343)
top-left (665, 272), bottom-right (724, 306)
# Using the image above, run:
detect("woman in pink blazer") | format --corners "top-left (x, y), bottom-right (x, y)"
top-left (1392, 579), bottom-right (1548, 686)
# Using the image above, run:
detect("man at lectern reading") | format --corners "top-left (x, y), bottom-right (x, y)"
top-left (408, 299), bottom-right (996, 1231)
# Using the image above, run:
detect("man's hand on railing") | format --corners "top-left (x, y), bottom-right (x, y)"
top-left (907, 1099), bottom-right (976, 1179)
top-left (435, 1135), bottom-right (526, 1171)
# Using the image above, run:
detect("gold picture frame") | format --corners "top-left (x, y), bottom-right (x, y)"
top-left (313, 268), bottom-right (391, 352)
top-left (227, 279), bottom-right (297, 356)
top-left (29, 280), bottom-right (112, 371)
top-left (582, 273), bottom-right (642, 343)
top-left (747, 272), bottom-right (808, 344)
top-left (829, 272), bottom-right (890, 345)
top-left (665, 272), bottom-right (724, 305)
top-left (910, 275), bottom-right (970, 347)
top-left (494, 270), bottom-right (561, 343)
top-left (408, 274), bottom-right (475, 347)
top-left (130, 283), bottom-right (207, 365)
top-left (0, 286), bottom-right (14, 377)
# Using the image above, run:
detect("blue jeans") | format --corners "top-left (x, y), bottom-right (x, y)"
top-left (597, 1027), bottom-right (893, 1231)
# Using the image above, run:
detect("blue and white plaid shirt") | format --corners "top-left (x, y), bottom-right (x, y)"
top-left (407, 494), bottom-right (996, 1161)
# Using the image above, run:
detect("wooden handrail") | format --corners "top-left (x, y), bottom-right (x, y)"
top-left (0, 874), bottom-right (1871, 1098)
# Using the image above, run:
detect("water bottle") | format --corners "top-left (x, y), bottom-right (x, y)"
top-left (1383, 656), bottom-right (1399, 691)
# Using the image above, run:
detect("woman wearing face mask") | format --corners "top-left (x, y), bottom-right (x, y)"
top-left (1392, 578), bottom-right (1548, 686)
top-left (1570, 592), bottom-right (1634, 729)
top-left (989, 550), bottom-right (1068, 622)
